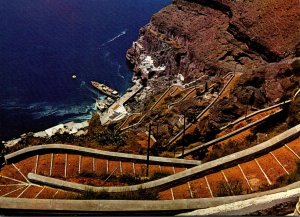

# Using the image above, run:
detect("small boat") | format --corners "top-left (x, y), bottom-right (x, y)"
top-left (72, 75), bottom-right (77, 79)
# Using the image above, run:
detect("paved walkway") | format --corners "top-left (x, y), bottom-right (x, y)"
top-left (166, 73), bottom-right (238, 147)
top-left (25, 124), bottom-right (300, 197)
top-left (100, 83), bottom-right (143, 125)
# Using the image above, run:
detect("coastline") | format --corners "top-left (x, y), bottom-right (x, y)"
top-left (4, 120), bottom-right (89, 148)
top-left (4, 75), bottom-right (147, 149)
top-left (0, 0), bottom-right (172, 143)
top-left (3, 71), bottom-right (172, 149)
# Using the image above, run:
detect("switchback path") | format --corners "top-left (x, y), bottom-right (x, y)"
top-left (166, 73), bottom-right (239, 147)
top-left (177, 103), bottom-right (286, 158)
top-left (22, 124), bottom-right (300, 198)
top-left (0, 144), bottom-right (200, 200)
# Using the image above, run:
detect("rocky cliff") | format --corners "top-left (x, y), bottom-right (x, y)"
top-left (127, 0), bottom-right (299, 82)
top-left (127, 0), bottom-right (300, 133)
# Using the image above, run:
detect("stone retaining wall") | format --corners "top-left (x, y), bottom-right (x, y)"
top-left (179, 187), bottom-right (300, 216)
top-left (1, 181), bottom-right (300, 214)
top-left (5, 143), bottom-right (201, 166)
top-left (178, 108), bottom-right (283, 158)
top-left (27, 123), bottom-right (300, 193)
top-left (220, 100), bottom-right (291, 131)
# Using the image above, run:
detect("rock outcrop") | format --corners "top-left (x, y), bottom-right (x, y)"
top-left (208, 58), bottom-right (300, 130)
top-left (127, 0), bottom-right (300, 131)
top-left (127, 0), bottom-right (300, 82)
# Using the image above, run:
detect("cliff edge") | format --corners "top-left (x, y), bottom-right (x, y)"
top-left (127, 0), bottom-right (299, 81)
top-left (127, 0), bottom-right (300, 133)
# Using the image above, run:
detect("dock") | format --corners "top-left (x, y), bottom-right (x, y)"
top-left (99, 82), bottom-right (143, 125)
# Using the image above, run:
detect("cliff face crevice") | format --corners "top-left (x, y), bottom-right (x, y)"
top-left (183, 0), bottom-right (233, 17)
top-left (227, 23), bottom-right (281, 63)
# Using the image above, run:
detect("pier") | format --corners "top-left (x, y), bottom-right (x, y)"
top-left (99, 82), bottom-right (143, 125)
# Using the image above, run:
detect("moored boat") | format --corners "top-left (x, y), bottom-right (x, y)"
top-left (91, 81), bottom-right (120, 98)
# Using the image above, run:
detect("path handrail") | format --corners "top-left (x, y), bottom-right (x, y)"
top-left (149, 85), bottom-right (176, 111)
top-left (5, 144), bottom-right (201, 166)
top-left (27, 123), bottom-right (300, 194)
top-left (121, 85), bottom-right (179, 131)
top-left (176, 108), bottom-right (283, 158)
top-left (220, 100), bottom-right (291, 131)
top-left (165, 74), bottom-right (235, 147)
top-left (1, 181), bottom-right (300, 214)
top-left (117, 112), bottom-right (142, 131)
top-left (293, 88), bottom-right (300, 100)
top-left (168, 87), bottom-right (197, 109)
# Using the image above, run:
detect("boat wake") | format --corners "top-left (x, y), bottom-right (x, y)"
top-left (116, 64), bottom-right (125, 79)
top-left (100, 29), bottom-right (127, 47)
top-left (80, 80), bottom-right (101, 97)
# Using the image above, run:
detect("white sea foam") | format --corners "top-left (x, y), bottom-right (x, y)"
top-left (100, 29), bottom-right (127, 47)
top-left (2, 96), bottom-right (97, 123)
top-left (60, 103), bottom-right (97, 123)
top-left (31, 102), bottom-right (97, 120)
top-left (1, 100), bottom-right (45, 111)
top-left (117, 64), bottom-right (121, 72)
top-left (79, 80), bottom-right (102, 97)
top-left (1, 97), bottom-right (97, 127)
top-left (28, 102), bottom-right (49, 110)
top-left (63, 113), bottom-right (93, 123)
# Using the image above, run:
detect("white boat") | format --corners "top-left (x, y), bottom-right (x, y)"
top-left (91, 81), bottom-right (120, 98)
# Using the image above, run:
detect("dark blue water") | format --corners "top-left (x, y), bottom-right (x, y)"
top-left (0, 0), bottom-right (171, 141)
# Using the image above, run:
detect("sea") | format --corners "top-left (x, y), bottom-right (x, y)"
top-left (0, 0), bottom-right (171, 141)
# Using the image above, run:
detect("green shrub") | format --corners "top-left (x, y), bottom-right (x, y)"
top-left (245, 134), bottom-right (257, 143)
top-left (94, 130), bottom-right (125, 146)
top-left (261, 161), bottom-right (300, 191)
top-left (257, 161), bottom-right (300, 192)
top-left (216, 181), bottom-right (232, 197)
top-left (119, 173), bottom-right (141, 185)
top-left (149, 171), bottom-right (172, 181)
top-left (76, 171), bottom-right (115, 182)
top-left (216, 179), bottom-right (243, 197)
top-left (75, 188), bottom-right (158, 200)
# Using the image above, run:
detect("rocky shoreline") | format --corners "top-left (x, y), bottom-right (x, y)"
top-left (4, 121), bottom-right (89, 148)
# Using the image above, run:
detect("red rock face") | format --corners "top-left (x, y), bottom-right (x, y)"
top-left (127, 0), bottom-right (300, 130)
top-left (223, 0), bottom-right (300, 59)
top-left (235, 58), bottom-right (300, 101)
top-left (208, 57), bottom-right (300, 130)
top-left (127, 0), bottom-right (300, 81)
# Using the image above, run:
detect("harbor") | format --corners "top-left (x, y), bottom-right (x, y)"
top-left (93, 79), bottom-right (143, 125)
